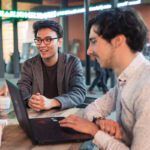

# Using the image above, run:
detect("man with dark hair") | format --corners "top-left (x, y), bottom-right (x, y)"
top-left (0, 20), bottom-right (86, 111)
top-left (59, 8), bottom-right (150, 149)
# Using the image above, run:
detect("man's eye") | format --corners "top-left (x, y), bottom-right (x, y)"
top-left (45, 38), bottom-right (51, 42)
top-left (36, 39), bottom-right (41, 42)
top-left (91, 39), bottom-right (96, 44)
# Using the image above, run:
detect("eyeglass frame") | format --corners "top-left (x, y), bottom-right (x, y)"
top-left (34, 36), bottom-right (59, 45)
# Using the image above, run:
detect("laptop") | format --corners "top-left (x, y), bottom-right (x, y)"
top-left (6, 80), bottom-right (92, 145)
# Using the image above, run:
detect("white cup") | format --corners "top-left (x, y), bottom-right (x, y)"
top-left (0, 96), bottom-right (11, 110)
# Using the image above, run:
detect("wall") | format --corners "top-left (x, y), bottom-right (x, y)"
top-left (68, 14), bottom-right (85, 60)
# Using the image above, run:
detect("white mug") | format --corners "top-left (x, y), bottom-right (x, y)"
top-left (0, 96), bottom-right (11, 110)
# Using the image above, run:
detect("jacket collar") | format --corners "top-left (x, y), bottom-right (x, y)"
top-left (57, 53), bottom-right (66, 94)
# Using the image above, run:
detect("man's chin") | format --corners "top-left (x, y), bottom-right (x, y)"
top-left (96, 59), bottom-right (101, 65)
top-left (40, 54), bottom-right (50, 59)
top-left (98, 62), bottom-right (108, 69)
top-left (96, 59), bottom-right (109, 68)
top-left (40, 54), bottom-right (56, 61)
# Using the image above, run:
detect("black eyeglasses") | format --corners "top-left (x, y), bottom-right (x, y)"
top-left (34, 37), bottom-right (58, 45)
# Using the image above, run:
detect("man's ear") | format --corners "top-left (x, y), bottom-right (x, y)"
top-left (58, 38), bottom-right (63, 48)
top-left (111, 34), bottom-right (126, 49)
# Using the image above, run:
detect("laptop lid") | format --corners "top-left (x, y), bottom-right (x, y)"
top-left (6, 80), bottom-right (34, 141)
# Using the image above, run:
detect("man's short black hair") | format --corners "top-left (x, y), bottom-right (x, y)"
top-left (88, 7), bottom-right (148, 52)
top-left (33, 20), bottom-right (63, 38)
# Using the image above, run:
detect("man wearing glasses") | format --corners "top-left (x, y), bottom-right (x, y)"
top-left (0, 20), bottom-right (86, 111)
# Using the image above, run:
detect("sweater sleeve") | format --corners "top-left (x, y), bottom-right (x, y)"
top-left (93, 131), bottom-right (129, 150)
top-left (54, 57), bottom-right (86, 109)
top-left (17, 60), bottom-right (33, 101)
top-left (84, 86), bottom-right (117, 121)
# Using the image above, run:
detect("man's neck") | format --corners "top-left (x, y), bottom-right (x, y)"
top-left (114, 50), bottom-right (138, 76)
top-left (42, 54), bottom-right (58, 67)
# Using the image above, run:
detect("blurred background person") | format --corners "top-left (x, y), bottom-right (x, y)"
top-left (88, 59), bottom-right (108, 94)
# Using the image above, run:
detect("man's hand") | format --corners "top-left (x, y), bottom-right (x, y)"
top-left (59, 115), bottom-right (99, 136)
top-left (0, 84), bottom-right (8, 96)
top-left (28, 93), bottom-right (61, 111)
top-left (28, 93), bottom-right (53, 111)
top-left (95, 119), bottom-right (122, 140)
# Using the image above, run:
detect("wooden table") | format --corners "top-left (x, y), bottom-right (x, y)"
top-left (1, 108), bottom-right (85, 150)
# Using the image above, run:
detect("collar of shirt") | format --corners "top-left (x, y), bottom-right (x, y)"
top-left (117, 53), bottom-right (147, 87)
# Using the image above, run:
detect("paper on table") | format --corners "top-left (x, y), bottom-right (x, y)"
top-left (60, 108), bottom-right (81, 117)
top-left (49, 108), bottom-right (84, 117)
top-left (0, 119), bottom-right (8, 146)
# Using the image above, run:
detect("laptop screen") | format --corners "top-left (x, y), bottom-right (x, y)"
top-left (6, 80), bottom-right (34, 140)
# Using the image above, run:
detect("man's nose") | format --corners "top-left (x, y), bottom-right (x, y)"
top-left (40, 40), bottom-right (46, 46)
top-left (87, 46), bottom-right (93, 56)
